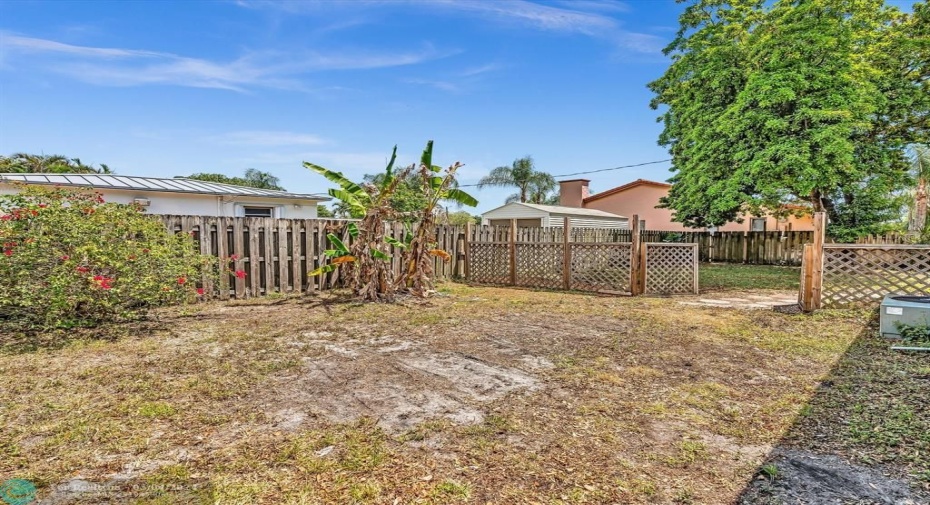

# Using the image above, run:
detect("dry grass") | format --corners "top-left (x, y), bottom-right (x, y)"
top-left (0, 283), bottom-right (869, 504)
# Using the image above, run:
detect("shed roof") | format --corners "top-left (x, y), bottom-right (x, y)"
top-left (0, 173), bottom-right (330, 201)
top-left (483, 202), bottom-right (627, 220)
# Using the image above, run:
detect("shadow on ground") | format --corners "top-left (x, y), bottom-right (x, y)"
top-left (738, 320), bottom-right (930, 504)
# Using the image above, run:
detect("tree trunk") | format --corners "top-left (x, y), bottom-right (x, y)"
top-left (909, 176), bottom-right (927, 233)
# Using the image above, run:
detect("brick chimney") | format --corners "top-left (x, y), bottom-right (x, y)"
top-left (559, 179), bottom-right (590, 208)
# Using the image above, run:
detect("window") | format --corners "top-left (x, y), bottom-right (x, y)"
top-left (639, 219), bottom-right (646, 230)
top-left (243, 206), bottom-right (273, 218)
top-left (750, 218), bottom-right (766, 232)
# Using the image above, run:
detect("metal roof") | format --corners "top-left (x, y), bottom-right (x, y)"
top-left (484, 202), bottom-right (627, 220)
top-left (0, 173), bottom-right (330, 201)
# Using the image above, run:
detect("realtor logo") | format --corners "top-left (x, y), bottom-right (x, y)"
top-left (0, 479), bottom-right (36, 505)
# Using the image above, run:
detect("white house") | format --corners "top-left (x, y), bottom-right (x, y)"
top-left (0, 173), bottom-right (330, 219)
top-left (481, 202), bottom-right (628, 229)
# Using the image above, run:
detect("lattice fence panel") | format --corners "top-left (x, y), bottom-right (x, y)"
top-left (822, 246), bottom-right (930, 308)
top-left (468, 243), bottom-right (510, 285)
top-left (645, 243), bottom-right (697, 294)
top-left (515, 243), bottom-right (563, 288)
top-left (570, 243), bottom-right (632, 293)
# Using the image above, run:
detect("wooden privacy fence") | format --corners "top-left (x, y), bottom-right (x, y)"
top-left (162, 216), bottom-right (466, 299)
top-left (799, 213), bottom-right (930, 310)
top-left (465, 216), bottom-right (699, 295)
top-left (527, 229), bottom-right (813, 265)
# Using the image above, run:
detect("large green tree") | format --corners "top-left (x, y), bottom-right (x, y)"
top-left (181, 168), bottom-right (285, 190)
top-left (0, 153), bottom-right (112, 174)
top-left (478, 156), bottom-right (556, 204)
top-left (650, 0), bottom-right (929, 237)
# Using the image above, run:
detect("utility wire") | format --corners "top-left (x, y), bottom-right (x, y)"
top-left (458, 158), bottom-right (672, 188)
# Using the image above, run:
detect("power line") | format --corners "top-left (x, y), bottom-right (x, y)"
top-left (458, 158), bottom-right (672, 188)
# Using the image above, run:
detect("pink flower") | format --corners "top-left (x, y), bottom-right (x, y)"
top-left (196, 288), bottom-right (205, 296)
top-left (76, 266), bottom-right (90, 273)
top-left (61, 255), bottom-right (70, 261)
top-left (1, 215), bottom-right (10, 221)
top-left (235, 270), bottom-right (246, 279)
top-left (229, 254), bottom-right (239, 261)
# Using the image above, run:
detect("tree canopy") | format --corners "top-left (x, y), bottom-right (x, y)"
top-left (181, 169), bottom-right (285, 190)
top-left (650, 0), bottom-right (929, 238)
top-left (0, 153), bottom-right (112, 174)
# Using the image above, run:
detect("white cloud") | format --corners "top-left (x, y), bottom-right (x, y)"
top-left (237, 0), bottom-right (663, 54)
top-left (0, 33), bottom-right (453, 91)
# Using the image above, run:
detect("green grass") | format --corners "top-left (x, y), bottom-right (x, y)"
top-left (700, 263), bottom-right (800, 291)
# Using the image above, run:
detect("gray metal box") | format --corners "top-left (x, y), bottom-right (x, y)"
top-left (879, 294), bottom-right (930, 338)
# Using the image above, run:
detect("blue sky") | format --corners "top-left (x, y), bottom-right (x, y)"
top-left (1, 0), bottom-right (687, 212)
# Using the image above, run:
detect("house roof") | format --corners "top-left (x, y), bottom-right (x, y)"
top-left (583, 178), bottom-right (671, 204)
top-left (0, 173), bottom-right (330, 201)
top-left (483, 202), bottom-right (627, 220)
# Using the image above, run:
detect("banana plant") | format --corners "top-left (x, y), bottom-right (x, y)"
top-left (396, 141), bottom-right (477, 295)
top-left (304, 147), bottom-right (410, 301)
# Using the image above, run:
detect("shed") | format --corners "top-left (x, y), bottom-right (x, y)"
top-left (0, 173), bottom-right (330, 219)
top-left (481, 202), bottom-right (628, 229)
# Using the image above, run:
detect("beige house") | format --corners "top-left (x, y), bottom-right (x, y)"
top-left (559, 178), bottom-right (814, 232)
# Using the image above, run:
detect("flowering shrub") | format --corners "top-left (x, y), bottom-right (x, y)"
top-left (0, 184), bottom-right (213, 331)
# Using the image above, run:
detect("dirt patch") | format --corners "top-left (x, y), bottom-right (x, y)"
top-left (739, 449), bottom-right (926, 504)
top-left (256, 333), bottom-right (542, 432)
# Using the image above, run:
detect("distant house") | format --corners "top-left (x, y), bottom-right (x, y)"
top-left (0, 173), bottom-right (330, 219)
top-left (481, 202), bottom-right (628, 229)
top-left (559, 178), bottom-right (814, 232)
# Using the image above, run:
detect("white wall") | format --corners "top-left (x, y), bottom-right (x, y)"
top-left (0, 185), bottom-right (321, 218)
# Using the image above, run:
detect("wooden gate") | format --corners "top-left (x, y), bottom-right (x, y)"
top-left (799, 212), bottom-right (930, 310)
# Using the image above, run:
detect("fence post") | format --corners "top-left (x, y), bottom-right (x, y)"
top-left (630, 214), bottom-right (642, 295)
top-left (563, 217), bottom-right (572, 290)
top-left (810, 212), bottom-right (826, 310)
top-left (463, 222), bottom-right (472, 280)
top-left (799, 243), bottom-right (814, 311)
top-left (509, 219), bottom-right (517, 286)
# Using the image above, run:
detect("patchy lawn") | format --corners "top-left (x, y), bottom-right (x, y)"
top-left (740, 320), bottom-right (930, 503)
top-left (701, 263), bottom-right (800, 292)
top-left (0, 283), bottom-right (903, 504)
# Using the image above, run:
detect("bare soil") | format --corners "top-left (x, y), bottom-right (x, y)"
top-left (1, 284), bottom-right (921, 504)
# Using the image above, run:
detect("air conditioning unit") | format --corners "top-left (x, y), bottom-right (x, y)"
top-left (879, 294), bottom-right (930, 338)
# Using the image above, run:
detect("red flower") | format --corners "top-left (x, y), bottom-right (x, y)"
top-left (38, 203), bottom-right (48, 209)
top-left (61, 255), bottom-right (70, 261)
top-left (0, 215), bottom-right (10, 221)
top-left (96, 194), bottom-right (105, 203)
top-left (3, 249), bottom-right (11, 257)
top-left (142, 248), bottom-right (150, 254)
top-left (76, 266), bottom-right (89, 273)
top-left (93, 275), bottom-right (104, 281)
top-left (177, 277), bottom-right (187, 285)
top-left (196, 288), bottom-right (205, 296)
top-left (235, 270), bottom-right (246, 279)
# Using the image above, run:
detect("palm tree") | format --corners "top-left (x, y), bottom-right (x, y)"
top-left (0, 153), bottom-right (109, 174)
top-left (478, 156), bottom-right (556, 204)
top-left (907, 144), bottom-right (929, 236)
